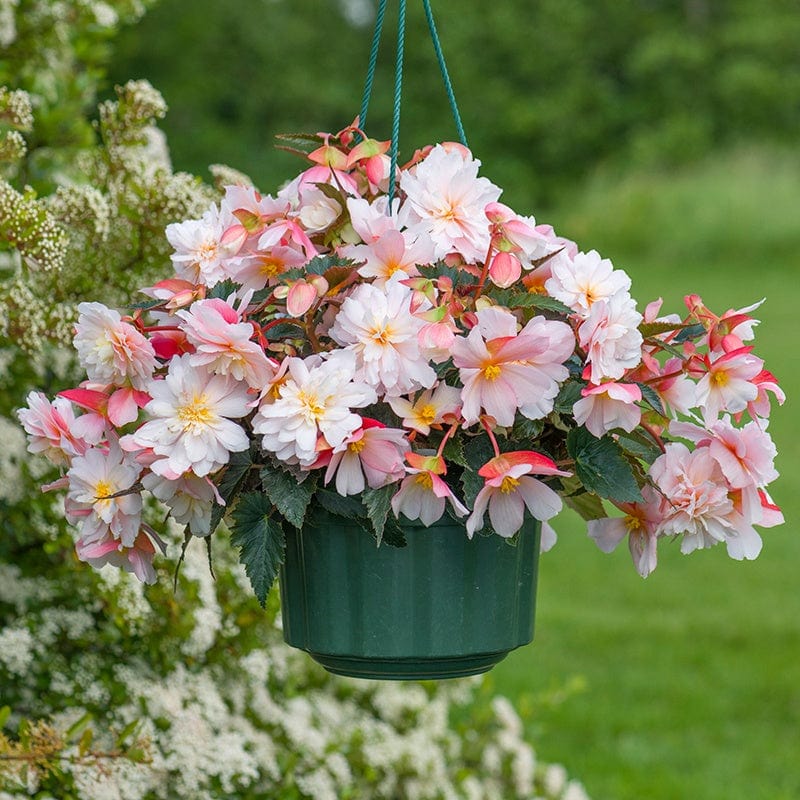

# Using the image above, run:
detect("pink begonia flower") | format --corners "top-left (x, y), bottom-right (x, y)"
top-left (399, 144), bottom-right (501, 263)
top-left (329, 281), bottom-right (437, 396)
top-left (685, 294), bottom-right (763, 354)
top-left (545, 250), bottom-right (631, 318)
top-left (747, 368), bottom-right (785, 419)
top-left (76, 527), bottom-right (166, 585)
top-left (649, 442), bottom-right (762, 561)
top-left (388, 382), bottom-right (462, 435)
top-left (142, 471), bottom-right (221, 537)
top-left (322, 419), bottom-right (408, 496)
top-left (177, 298), bottom-right (277, 389)
top-left (296, 185), bottom-right (342, 233)
top-left (587, 487), bottom-right (663, 578)
top-left (66, 444), bottom-right (143, 548)
top-left (485, 202), bottom-right (550, 261)
top-left (466, 451), bottom-right (570, 539)
top-left (345, 196), bottom-right (401, 243)
top-left (579, 293), bottom-right (643, 384)
top-left (220, 184), bottom-right (288, 231)
top-left (253, 351), bottom-right (376, 468)
top-left (643, 356), bottom-right (697, 417)
top-left (140, 278), bottom-right (205, 310)
top-left (573, 382), bottom-right (642, 438)
top-left (669, 417), bottom-right (778, 491)
top-left (257, 219), bottom-right (318, 263)
top-left (452, 306), bottom-right (574, 426)
top-left (73, 302), bottom-right (156, 390)
top-left (18, 392), bottom-right (88, 466)
top-left (695, 346), bottom-right (763, 423)
top-left (391, 454), bottom-right (468, 526)
top-left (130, 355), bottom-right (251, 478)
top-left (166, 203), bottom-right (240, 287)
top-left (344, 228), bottom-right (434, 286)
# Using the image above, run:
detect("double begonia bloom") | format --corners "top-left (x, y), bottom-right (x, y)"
top-left (253, 351), bottom-right (376, 467)
top-left (466, 451), bottom-right (570, 539)
top-left (74, 302), bottom-right (156, 390)
top-left (66, 444), bottom-right (143, 548)
top-left (130, 355), bottom-right (251, 478)
top-left (321, 420), bottom-right (408, 496)
top-left (399, 144), bottom-right (501, 263)
top-left (649, 442), bottom-right (762, 561)
top-left (578, 293), bottom-right (643, 384)
top-left (452, 306), bottom-right (574, 427)
top-left (142, 471), bottom-right (221, 538)
top-left (76, 528), bottom-right (165, 585)
top-left (329, 281), bottom-right (436, 396)
top-left (344, 228), bottom-right (434, 286)
top-left (573, 382), bottom-right (642, 439)
top-left (18, 392), bottom-right (87, 466)
top-left (546, 250), bottom-right (631, 318)
top-left (178, 298), bottom-right (277, 388)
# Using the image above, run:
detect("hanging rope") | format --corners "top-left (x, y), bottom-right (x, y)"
top-left (421, 0), bottom-right (468, 148)
top-left (358, 0), bottom-right (388, 132)
top-left (387, 0), bottom-right (407, 207)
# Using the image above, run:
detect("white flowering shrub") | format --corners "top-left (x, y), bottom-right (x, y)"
top-left (0, 3), bottom-right (590, 799)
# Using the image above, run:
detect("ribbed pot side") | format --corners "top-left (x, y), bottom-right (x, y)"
top-left (279, 509), bottom-right (541, 680)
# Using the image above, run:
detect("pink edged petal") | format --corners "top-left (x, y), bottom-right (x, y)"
top-left (107, 388), bottom-right (140, 427)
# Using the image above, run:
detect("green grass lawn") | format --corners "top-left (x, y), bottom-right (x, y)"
top-left (492, 147), bottom-right (800, 800)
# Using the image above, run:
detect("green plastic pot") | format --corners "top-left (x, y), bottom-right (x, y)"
top-left (279, 509), bottom-right (541, 680)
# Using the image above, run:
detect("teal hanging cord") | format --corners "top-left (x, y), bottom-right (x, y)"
top-left (422, 0), bottom-right (468, 148)
top-left (358, 0), bottom-right (388, 131)
top-left (387, 0), bottom-right (407, 208)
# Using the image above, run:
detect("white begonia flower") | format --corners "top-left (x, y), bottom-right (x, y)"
top-left (399, 143), bottom-right (502, 263)
top-left (545, 249), bottom-right (631, 318)
top-left (329, 280), bottom-right (437, 396)
top-left (73, 301), bottom-right (156, 389)
top-left (131, 354), bottom-right (251, 478)
top-left (253, 351), bottom-right (376, 467)
top-left (579, 292), bottom-right (643, 383)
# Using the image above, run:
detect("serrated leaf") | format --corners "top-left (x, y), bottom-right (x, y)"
top-left (639, 320), bottom-right (689, 338)
top-left (381, 515), bottom-right (408, 547)
top-left (363, 484), bottom-right (396, 545)
top-left (230, 492), bottom-right (285, 607)
top-left (645, 337), bottom-right (685, 359)
top-left (442, 435), bottom-right (468, 467)
top-left (464, 433), bottom-right (494, 471)
top-left (674, 323), bottom-right (706, 343)
top-left (490, 289), bottom-right (573, 315)
top-left (207, 278), bottom-right (240, 299)
top-left (260, 464), bottom-right (316, 529)
top-left (314, 487), bottom-right (366, 519)
top-left (616, 430), bottom-right (663, 464)
top-left (460, 467), bottom-right (484, 507)
top-left (127, 298), bottom-right (163, 311)
top-left (210, 449), bottom-right (254, 534)
top-left (554, 380), bottom-right (585, 414)
top-left (637, 382), bottom-right (666, 416)
top-left (566, 427), bottom-right (643, 503)
top-left (511, 416), bottom-right (545, 442)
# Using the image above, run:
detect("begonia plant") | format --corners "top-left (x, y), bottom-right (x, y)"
top-left (19, 121), bottom-right (785, 605)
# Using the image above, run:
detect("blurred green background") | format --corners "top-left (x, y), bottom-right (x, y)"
top-left (106, 1), bottom-right (797, 797)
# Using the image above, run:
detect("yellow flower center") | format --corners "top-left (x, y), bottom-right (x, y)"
top-left (385, 260), bottom-right (404, 276)
top-left (348, 438), bottom-right (367, 454)
top-left (418, 404), bottom-right (437, 425)
top-left (197, 241), bottom-right (218, 263)
top-left (297, 390), bottom-right (325, 420)
top-left (370, 324), bottom-right (394, 346)
top-left (94, 479), bottom-right (113, 501)
top-left (625, 515), bottom-right (643, 533)
top-left (483, 364), bottom-right (502, 381)
top-left (711, 370), bottom-right (729, 387)
top-left (178, 395), bottom-right (213, 427)
top-left (500, 476), bottom-right (520, 494)
top-left (259, 258), bottom-right (283, 278)
top-left (415, 472), bottom-right (434, 490)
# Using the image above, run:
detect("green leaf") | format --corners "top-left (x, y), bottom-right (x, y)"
top-left (566, 427), bottom-right (643, 503)
top-left (210, 448), bottom-right (253, 534)
top-left (639, 320), bottom-right (689, 338)
top-left (489, 289), bottom-right (573, 315)
top-left (554, 380), bottom-right (585, 414)
top-left (127, 297), bottom-right (163, 311)
top-left (464, 433), bottom-right (494, 471)
top-left (616, 429), bottom-right (663, 464)
top-left (442, 435), bottom-right (468, 467)
top-left (208, 278), bottom-right (240, 299)
top-left (637, 382), bottom-right (666, 416)
top-left (115, 719), bottom-right (142, 749)
top-left (260, 464), bottom-right (316, 529)
top-left (381, 515), bottom-right (408, 548)
top-left (314, 487), bottom-right (366, 519)
top-left (460, 467), bottom-right (484, 507)
top-left (0, 706), bottom-right (11, 729)
top-left (363, 484), bottom-right (396, 545)
top-left (674, 323), bottom-right (706, 343)
top-left (645, 337), bottom-right (685, 359)
top-left (230, 492), bottom-right (286, 607)
top-left (66, 712), bottom-right (93, 741)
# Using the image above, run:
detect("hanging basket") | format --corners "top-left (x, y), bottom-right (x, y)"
top-left (280, 509), bottom-right (541, 680)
